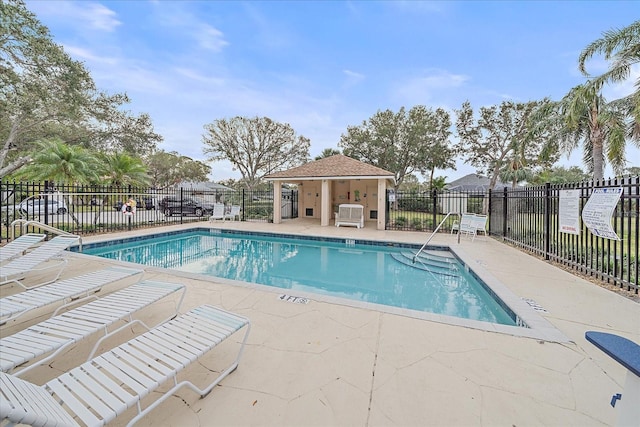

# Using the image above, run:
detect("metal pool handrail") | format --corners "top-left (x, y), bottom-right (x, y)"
top-left (413, 212), bottom-right (455, 263)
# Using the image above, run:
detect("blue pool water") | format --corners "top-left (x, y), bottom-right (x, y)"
top-left (80, 229), bottom-right (518, 326)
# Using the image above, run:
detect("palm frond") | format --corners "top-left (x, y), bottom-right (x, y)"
top-left (578, 20), bottom-right (640, 75)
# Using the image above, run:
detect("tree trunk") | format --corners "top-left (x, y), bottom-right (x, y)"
top-left (590, 102), bottom-right (605, 183)
top-left (592, 129), bottom-right (604, 183)
top-left (0, 156), bottom-right (32, 179)
top-left (0, 120), bottom-right (20, 169)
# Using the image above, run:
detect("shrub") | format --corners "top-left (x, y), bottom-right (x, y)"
top-left (245, 205), bottom-right (272, 219)
top-left (398, 197), bottom-right (433, 213)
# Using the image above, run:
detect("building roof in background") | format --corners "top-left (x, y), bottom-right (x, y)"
top-left (176, 181), bottom-right (234, 191)
top-left (265, 155), bottom-right (395, 181)
top-left (445, 174), bottom-right (510, 191)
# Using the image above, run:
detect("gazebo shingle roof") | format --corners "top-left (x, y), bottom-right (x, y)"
top-left (265, 155), bottom-right (394, 180)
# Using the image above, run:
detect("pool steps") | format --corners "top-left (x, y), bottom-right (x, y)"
top-left (390, 253), bottom-right (460, 277)
top-left (401, 251), bottom-right (455, 268)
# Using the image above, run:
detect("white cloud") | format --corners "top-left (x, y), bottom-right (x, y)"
top-left (27, 1), bottom-right (121, 32)
top-left (482, 90), bottom-right (517, 102)
top-left (85, 3), bottom-right (121, 31)
top-left (149, 3), bottom-right (229, 53)
top-left (393, 69), bottom-right (470, 105)
top-left (174, 68), bottom-right (226, 87)
top-left (195, 25), bottom-right (229, 52)
top-left (342, 69), bottom-right (365, 90)
top-left (63, 45), bottom-right (119, 65)
top-left (343, 69), bottom-right (365, 80)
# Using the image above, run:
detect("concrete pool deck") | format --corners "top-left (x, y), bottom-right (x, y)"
top-left (2, 219), bottom-right (639, 426)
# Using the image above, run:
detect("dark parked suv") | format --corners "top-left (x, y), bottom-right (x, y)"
top-left (158, 196), bottom-right (213, 217)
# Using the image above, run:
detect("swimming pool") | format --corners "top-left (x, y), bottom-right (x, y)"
top-left (80, 228), bottom-right (522, 326)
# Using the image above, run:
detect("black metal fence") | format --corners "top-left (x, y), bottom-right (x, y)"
top-left (489, 177), bottom-right (639, 294)
top-left (2, 178), bottom-right (637, 293)
top-left (384, 178), bottom-right (639, 294)
top-left (0, 181), bottom-right (298, 240)
top-left (385, 189), bottom-right (488, 232)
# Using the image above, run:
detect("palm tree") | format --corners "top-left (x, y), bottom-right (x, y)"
top-left (578, 20), bottom-right (640, 141)
top-left (17, 139), bottom-right (99, 183)
top-left (314, 148), bottom-right (341, 160)
top-left (537, 84), bottom-right (627, 182)
top-left (99, 152), bottom-right (150, 187)
top-left (91, 152), bottom-right (150, 223)
top-left (499, 156), bottom-right (533, 189)
top-left (499, 127), bottom-right (539, 188)
top-left (16, 139), bottom-right (99, 225)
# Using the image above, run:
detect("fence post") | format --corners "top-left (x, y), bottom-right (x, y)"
top-left (43, 181), bottom-right (51, 225)
top-left (432, 189), bottom-right (437, 231)
top-left (242, 188), bottom-right (245, 220)
top-left (488, 188), bottom-right (492, 236)
top-left (502, 187), bottom-right (508, 239)
top-left (385, 189), bottom-right (391, 229)
top-left (127, 184), bottom-right (132, 230)
top-left (544, 182), bottom-right (551, 261)
top-left (180, 187), bottom-right (184, 225)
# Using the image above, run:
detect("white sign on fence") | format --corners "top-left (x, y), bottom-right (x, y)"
top-left (581, 187), bottom-right (623, 241)
top-left (559, 189), bottom-right (580, 235)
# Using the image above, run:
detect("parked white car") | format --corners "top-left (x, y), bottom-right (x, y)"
top-left (18, 197), bottom-right (68, 215)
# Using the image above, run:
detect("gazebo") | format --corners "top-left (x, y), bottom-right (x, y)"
top-left (265, 155), bottom-right (395, 230)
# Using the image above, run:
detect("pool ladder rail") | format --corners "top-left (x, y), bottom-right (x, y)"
top-left (412, 212), bottom-right (455, 263)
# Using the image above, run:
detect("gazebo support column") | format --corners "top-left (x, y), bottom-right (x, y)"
top-left (273, 183), bottom-right (282, 224)
top-left (377, 179), bottom-right (386, 230)
top-left (320, 179), bottom-right (331, 226)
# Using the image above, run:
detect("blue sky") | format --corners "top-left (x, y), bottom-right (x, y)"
top-left (27, 1), bottom-right (640, 182)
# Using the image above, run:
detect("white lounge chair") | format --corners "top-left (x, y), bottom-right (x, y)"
top-left (335, 204), bottom-right (364, 228)
top-left (0, 233), bottom-right (46, 263)
top-left (0, 235), bottom-right (80, 289)
top-left (0, 266), bottom-right (142, 325)
top-left (1, 279), bottom-right (186, 375)
top-left (209, 203), bottom-right (225, 221)
top-left (471, 214), bottom-right (488, 240)
top-left (224, 205), bottom-right (241, 221)
top-left (451, 213), bottom-right (479, 239)
top-left (0, 305), bottom-right (250, 427)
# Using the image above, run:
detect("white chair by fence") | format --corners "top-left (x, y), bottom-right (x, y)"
top-left (225, 205), bottom-right (241, 221)
top-left (471, 214), bottom-right (488, 240)
top-left (451, 213), bottom-right (487, 241)
top-left (209, 203), bottom-right (225, 221)
top-left (0, 305), bottom-right (250, 427)
top-left (451, 213), bottom-right (475, 237)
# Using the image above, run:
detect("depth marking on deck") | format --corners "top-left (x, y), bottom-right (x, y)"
top-left (278, 294), bottom-right (311, 304)
top-left (522, 298), bottom-right (548, 312)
